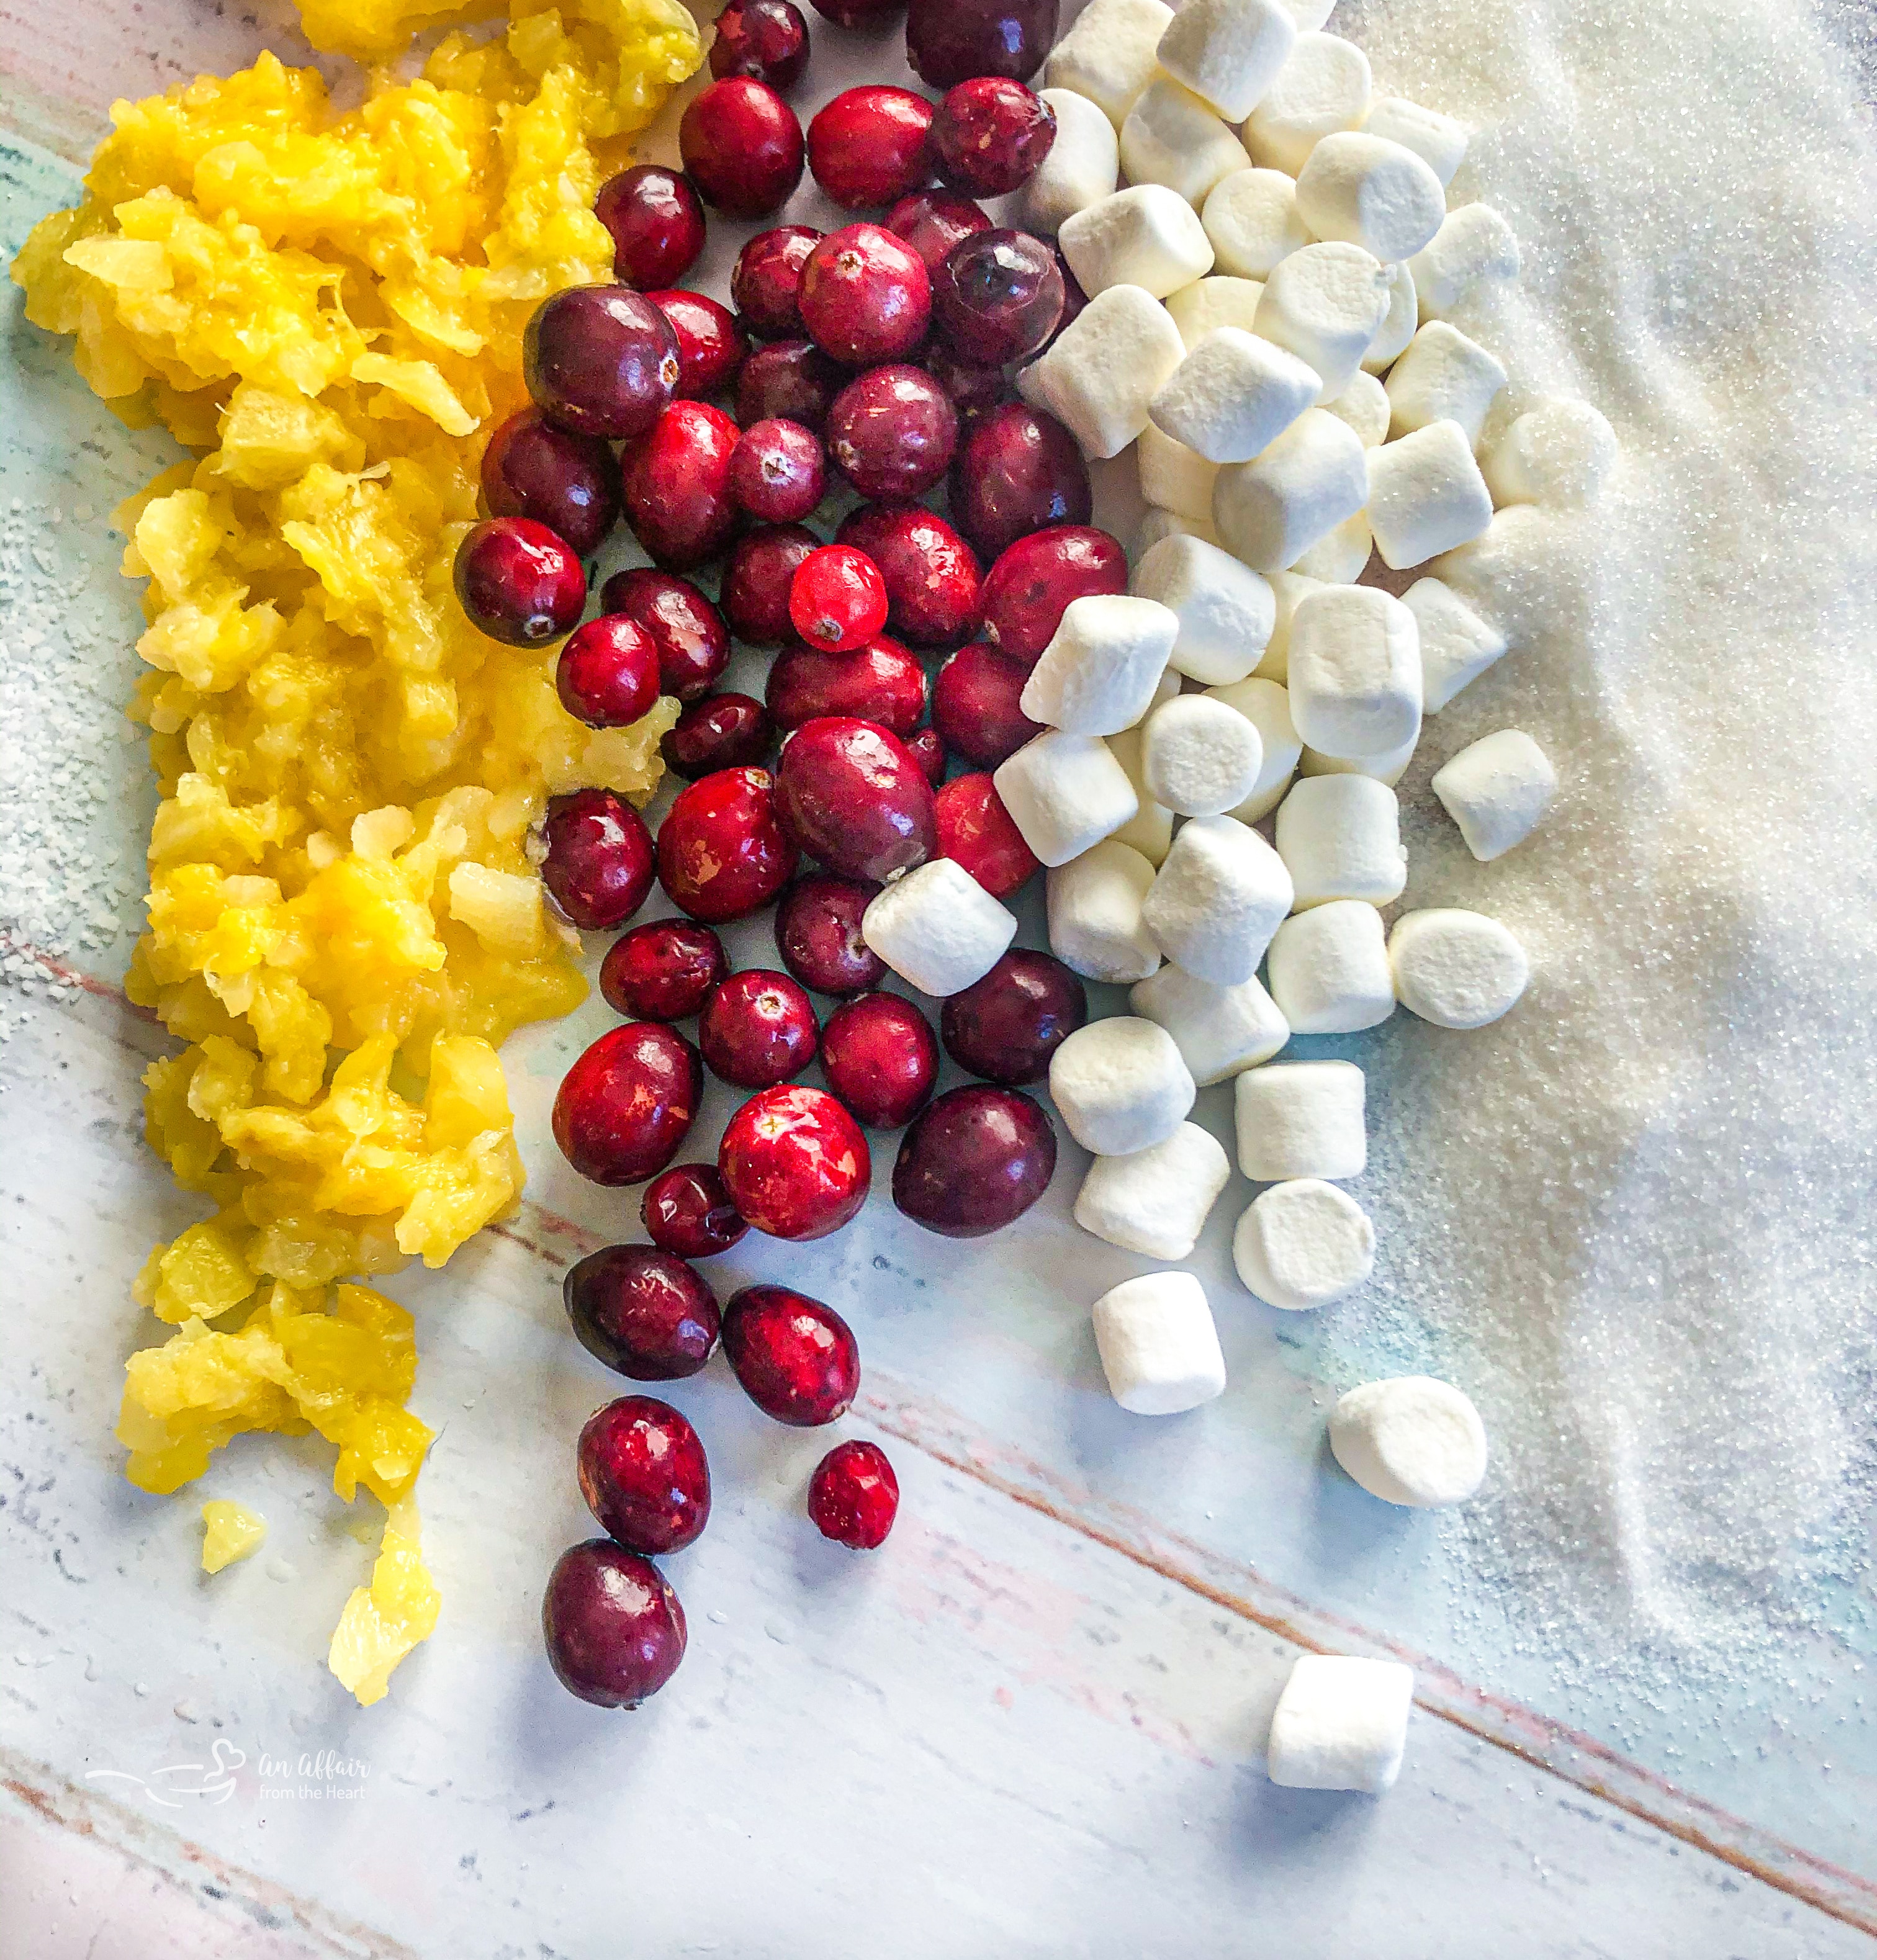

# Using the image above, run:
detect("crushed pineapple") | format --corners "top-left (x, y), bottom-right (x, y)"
top-left (200, 1499), bottom-right (268, 1573)
top-left (12, 0), bottom-right (700, 1702)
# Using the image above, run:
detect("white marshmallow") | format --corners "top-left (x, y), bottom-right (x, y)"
top-left (1281, 0), bottom-right (1334, 25)
top-left (1156, 0), bottom-right (1295, 122)
top-left (1164, 274), bottom-right (1267, 350)
top-left (860, 857), bottom-right (1017, 997)
top-left (1023, 88), bottom-right (1123, 233)
top-left (1294, 131), bottom-right (1447, 264)
top-left (1104, 724), bottom-right (1176, 864)
top-left (1206, 675), bottom-right (1301, 820)
top-left (1366, 420), bottom-right (1494, 570)
top-left (1091, 1272), bottom-right (1227, 1415)
top-left (1044, 0), bottom-right (1176, 130)
top-left (1047, 838), bottom-right (1163, 982)
top-left (1050, 1016), bottom-right (1197, 1156)
top-left (1388, 907), bottom-right (1529, 1029)
top-left (1384, 321), bottom-right (1506, 444)
top-left (1401, 575), bottom-right (1507, 711)
top-left (1299, 729), bottom-right (1418, 787)
top-left (1482, 398), bottom-right (1619, 509)
top-left (1142, 811), bottom-right (1294, 984)
top-left (1275, 774), bottom-right (1405, 907)
top-left (994, 729), bottom-right (1141, 867)
top-left (1022, 593), bottom-right (1179, 735)
top-left (1251, 570), bottom-right (1324, 681)
top-left (1234, 1058), bottom-right (1366, 1181)
top-left (1241, 31), bottom-right (1371, 176)
top-left (1266, 899), bottom-right (1395, 1033)
top-left (1135, 506), bottom-right (1222, 555)
top-left (1253, 241), bottom-right (1392, 400)
top-left (1120, 76), bottom-right (1253, 207)
top-left (1212, 408), bottom-right (1368, 573)
top-left (1289, 510), bottom-right (1372, 583)
top-left (1361, 261), bottom-right (1420, 375)
top-left (1059, 187), bottom-right (1215, 302)
top-left (1020, 283), bottom-right (1189, 460)
top-left (1200, 169), bottom-right (1308, 282)
top-left (1321, 369), bottom-right (1389, 448)
top-left (1285, 585), bottom-right (1422, 757)
top-left (1150, 327), bottom-right (1321, 465)
top-left (1430, 727), bottom-right (1556, 860)
top-left (1329, 1377), bottom-right (1488, 1507)
top-left (1362, 95), bottom-right (1468, 187)
top-left (1408, 202), bottom-right (1521, 319)
top-left (1233, 1177), bottom-right (1374, 1308)
top-left (1074, 1122), bottom-right (1232, 1258)
top-left (1140, 693), bottom-right (1265, 816)
top-left (1131, 963), bottom-right (1289, 1084)
top-left (1132, 533), bottom-right (1276, 685)
top-left (1137, 421), bottom-right (1221, 522)
top-left (1267, 1655), bottom-right (1415, 1794)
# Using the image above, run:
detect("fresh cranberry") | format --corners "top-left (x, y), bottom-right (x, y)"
top-left (773, 716), bottom-right (939, 881)
top-left (600, 919), bottom-right (727, 1020)
top-left (595, 166), bottom-right (706, 289)
top-left (578, 1396), bottom-right (711, 1555)
top-left (620, 401), bottom-right (740, 570)
top-left (808, 0), bottom-right (902, 22)
top-left (699, 969), bottom-right (821, 1087)
top-left (893, 1084), bottom-right (1056, 1235)
top-left (808, 1439), bottom-right (899, 1549)
top-left (930, 79), bottom-right (1056, 196)
top-left (557, 614), bottom-right (662, 729)
top-left (906, 727), bottom-right (947, 784)
top-left (883, 189), bottom-right (994, 275)
top-left (565, 1243), bottom-right (721, 1378)
top-left (599, 568), bottom-right (730, 700)
top-left (767, 636), bottom-right (927, 735)
top-left (906, 0), bottom-right (1057, 85)
top-left (660, 692), bottom-right (776, 779)
top-left (930, 641), bottom-right (1043, 766)
top-left (680, 77), bottom-right (804, 218)
top-left (799, 223), bottom-right (932, 366)
top-left (775, 874), bottom-right (888, 995)
top-left (808, 87), bottom-right (935, 210)
top-left (979, 523), bottom-right (1128, 668)
top-left (524, 285), bottom-right (680, 441)
top-left (948, 402), bottom-right (1091, 560)
top-left (728, 418), bottom-right (826, 523)
top-left (646, 290), bottom-right (749, 399)
top-left (1047, 247), bottom-right (1087, 344)
top-left (825, 363), bottom-right (957, 501)
top-left (935, 772), bottom-right (1039, 897)
top-left (454, 517), bottom-right (586, 647)
top-left (940, 948), bottom-right (1085, 1082)
top-left (821, 992), bottom-right (938, 1128)
top-left (641, 1164), bottom-right (749, 1259)
top-left (721, 523), bottom-right (821, 644)
top-left (732, 228), bottom-right (823, 340)
top-left (657, 766), bottom-right (799, 922)
top-left (480, 407), bottom-right (619, 558)
top-left (554, 1022), bottom-right (703, 1185)
top-left (542, 1540), bottom-right (686, 1707)
top-left (922, 340), bottom-right (1007, 418)
top-left (709, 0), bottom-right (809, 89)
top-left (934, 229), bottom-right (1063, 366)
top-left (541, 788), bottom-right (655, 929)
top-left (736, 339), bottom-right (846, 431)
top-left (836, 503), bottom-right (982, 647)
top-left (719, 1087), bottom-right (871, 1241)
top-left (721, 1283), bottom-right (861, 1420)
top-left (790, 544), bottom-right (889, 652)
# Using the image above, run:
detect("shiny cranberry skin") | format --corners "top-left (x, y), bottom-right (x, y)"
top-left (647, 290), bottom-right (749, 399)
top-left (641, 1163), bottom-right (749, 1259)
top-left (719, 1087), bottom-right (871, 1241)
top-left (809, 1439), bottom-right (899, 1549)
top-left (931, 79), bottom-right (1056, 196)
top-left (799, 223), bottom-right (932, 366)
top-left (595, 166), bottom-right (706, 288)
top-left (524, 285), bottom-right (681, 442)
top-left (825, 363), bottom-right (958, 501)
top-left (893, 1083), bottom-right (1056, 1235)
top-left (736, 339), bottom-right (845, 431)
top-left (940, 948), bottom-right (1085, 1083)
top-left (775, 874), bottom-right (888, 995)
top-left (948, 402), bottom-right (1091, 559)
top-left (541, 788), bottom-right (654, 929)
top-left (721, 1282), bottom-right (861, 1419)
top-left (907, 727), bottom-right (947, 784)
top-left (480, 407), bottom-right (619, 559)
top-left (709, 0), bottom-right (809, 89)
top-left (657, 766), bottom-right (799, 922)
top-left (700, 968), bottom-right (821, 1088)
top-left (578, 1396), bottom-right (711, 1555)
top-left (620, 402), bottom-right (740, 570)
top-left (907, 0), bottom-right (1057, 84)
top-left (721, 523), bottom-right (821, 645)
top-left (808, 0), bottom-right (902, 23)
top-left (883, 189), bottom-right (993, 276)
top-left (934, 229), bottom-right (1063, 367)
top-left (660, 692), bottom-right (776, 779)
top-left (767, 636), bottom-right (927, 735)
top-left (728, 418), bottom-right (826, 524)
top-left (680, 77), bottom-right (805, 218)
top-left (600, 568), bottom-right (731, 701)
top-left (454, 518), bottom-right (587, 647)
top-left (808, 87), bottom-right (935, 210)
top-left (1047, 247), bottom-right (1087, 344)
top-left (773, 716), bottom-right (939, 881)
top-left (565, 1243), bottom-right (721, 1378)
top-left (979, 523), bottom-right (1128, 668)
top-left (935, 771), bottom-right (1039, 897)
top-left (821, 991), bottom-right (938, 1128)
top-left (600, 919), bottom-right (727, 1020)
top-left (554, 1022), bottom-right (704, 1185)
top-left (922, 340), bottom-right (1007, 420)
top-left (930, 641), bottom-right (1043, 766)
top-left (732, 228), bottom-right (823, 341)
top-left (790, 543), bottom-right (889, 652)
top-left (836, 502), bottom-right (983, 647)
top-left (557, 614), bottom-right (662, 729)
top-left (542, 1540), bottom-right (686, 1707)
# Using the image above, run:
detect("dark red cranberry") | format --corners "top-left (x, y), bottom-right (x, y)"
top-left (699, 968), bottom-right (820, 1087)
top-left (799, 223), bottom-right (932, 366)
top-left (1046, 246), bottom-right (1087, 345)
top-left (542, 1540), bottom-right (686, 1707)
top-left (565, 1243), bottom-right (721, 1378)
top-left (930, 641), bottom-right (1043, 766)
top-left (454, 517), bottom-right (586, 647)
top-left (930, 78), bottom-right (1056, 196)
top-left (808, 87), bottom-right (935, 210)
top-left (709, 0), bottom-right (809, 89)
top-left (808, 1439), bottom-right (899, 1549)
top-left (948, 402), bottom-right (1091, 559)
top-left (825, 363), bottom-right (958, 501)
top-left (773, 716), bottom-right (939, 881)
top-left (620, 401), bottom-right (740, 570)
top-left (775, 874), bottom-right (888, 995)
top-left (578, 1396), bottom-right (711, 1554)
top-left (934, 228), bottom-right (1063, 366)
top-left (732, 227), bottom-right (823, 340)
top-left (883, 189), bottom-right (994, 276)
top-left (979, 523), bottom-right (1128, 668)
top-left (553, 1022), bottom-right (703, 1185)
top-left (893, 1084), bottom-right (1056, 1235)
top-left (808, 0), bottom-right (902, 23)
top-left (719, 1087), bottom-right (871, 1241)
top-left (721, 523), bottom-right (821, 645)
top-left (600, 919), bottom-right (727, 1020)
top-left (646, 289), bottom-right (749, 399)
top-left (767, 635), bottom-right (927, 735)
top-left (728, 418), bottom-right (826, 524)
top-left (821, 992), bottom-right (938, 1127)
top-left (790, 543), bottom-right (889, 652)
top-left (940, 948), bottom-right (1085, 1083)
top-left (935, 771), bottom-right (1039, 897)
top-left (557, 614), bottom-right (661, 729)
top-left (599, 568), bottom-right (730, 700)
top-left (595, 166), bottom-right (706, 289)
top-left (660, 692), bottom-right (776, 779)
top-left (906, 727), bottom-right (946, 784)
top-left (906, 0), bottom-right (1058, 85)
top-left (922, 340), bottom-right (1007, 419)
top-left (721, 1282), bottom-right (861, 1419)
top-left (541, 788), bottom-right (655, 929)
top-left (736, 339), bottom-right (845, 431)
top-left (657, 766), bottom-right (798, 922)
top-left (480, 407), bottom-right (619, 559)
top-left (524, 285), bottom-right (680, 441)
top-left (835, 503), bottom-right (983, 647)
top-left (641, 1164), bottom-right (749, 1259)
top-left (680, 77), bottom-right (805, 218)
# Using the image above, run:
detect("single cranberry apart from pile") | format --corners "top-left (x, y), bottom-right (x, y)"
top-left (578, 1396), bottom-right (711, 1555)
top-left (893, 1084), bottom-right (1056, 1236)
top-left (480, 407), bottom-right (620, 559)
top-left (641, 1163), bottom-right (749, 1260)
top-left (774, 874), bottom-right (887, 995)
top-left (979, 523), bottom-right (1129, 668)
top-left (808, 86), bottom-right (935, 210)
top-left (657, 766), bottom-right (799, 922)
top-left (906, 0), bottom-right (1058, 86)
top-left (721, 1282), bottom-right (862, 1422)
top-left (836, 502), bottom-right (982, 648)
top-left (540, 788), bottom-right (654, 930)
top-left (948, 402), bottom-right (1091, 560)
top-left (808, 1439), bottom-right (899, 1550)
top-left (721, 523), bottom-right (821, 645)
top-left (600, 920), bottom-right (727, 1021)
top-left (799, 223), bottom-right (931, 367)
top-left (922, 340), bottom-right (1007, 420)
top-left (935, 771), bottom-right (1040, 897)
top-left (930, 641), bottom-right (1042, 766)
top-left (680, 77), bottom-right (805, 218)
top-left (646, 290), bottom-right (749, 400)
top-left (698, 968), bottom-right (821, 1089)
top-left (708, 0), bottom-right (809, 89)
top-left (524, 285), bottom-right (680, 442)
top-left (767, 635), bottom-right (926, 735)
top-left (906, 726), bottom-right (946, 784)
top-left (930, 78), bottom-right (1056, 197)
top-left (773, 715), bottom-right (939, 882)
top-left (595, 165), bottom-right (706, 289)
top-left (600, 567), bottom-right (731, 701)
top-left (660, 692), bottom-right (776, 780)
top-left (565, 1243), bottom-right (722, 1378)
top-left (826, 363), bottom-right (958, 501)
top-left (934, 228), bottom-right (1064, 367)
top-left (727, 417), bottom-right (826, 524)
top-left (454, 518), bottom-right (586, 647)
top-left (556, 614), bottom-right (662, 729)
top-left (940, 948), bottom-right (1085, 1084)
top-left (821, 992), bottom-right (938, 1128)
top-left (790, 543), bottom-right (889, 652)
top-left (883, 189), bottom-right (993, 276)
top-left (718, 1085), bottom-right (871, 1241)
top-left (736, 339), bottom-right (845, 431)
top-left (732, 227), bottom-right (824, 341)
top-left (554, 1022), bottom-right (703, 1185)
top-left (621, 401), bottom-right (740, 570)
top-left (542, 1540), bottom-right (686, 1708)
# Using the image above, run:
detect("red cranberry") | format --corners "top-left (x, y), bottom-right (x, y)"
top-left (578, 1396), bottom-right (711, 1555)
top-left (454, 517), bottom-right (586, 647)
top-left (524, 285), bottom-right (680, 441)
top-left (721, 1282), bottom-right (861, 1419)
top-left (931, 79), bottom-right (1056, 196)
top-left (893, 1083), bottom-right (1056, 1235)
top-left (836, 503), bottom-right (982, 647)
top-left (775, 874), bottom-right (888, 995)
top-left (719, 1087), bottom-right (871, 1241)
top-left (767, 635), bottom-right (927, 735)
top-left (883, 189), bottom-right (994, 275)
top-left (480, 407), bottom-right (619, 558)
top-left (657, 766), bottom-right (798, 922)
top-left (821, 992), bottom-right (938, 1128)
top-left (646, 289), bottom-right (749, 399)
top-left (736, 339), bottom-right (845, 431)
top-left (732, 228), bottom-right (823, 340)
top-left (906, 727), bottom-right (947, 784)
top-left (808, 1439), bottom-right (899, 1549)
top-left (699, 969), bottom-right (821, 1088)
top-left (542, 1540), bottom-right (686, 1707)
top-left (680, 77), bottom-right (805, 218)
top-left (922, 340), bottom-right (1007, 419)
top-left (948, 402), bottom-right (1091, 560)
top-left (641, 1164), bottom-right (749, 1259)
top-left (728, 418), bottom-right (826, 524)
top-left (799, 223), bottom-right (932, 366)
top-left (940, 947), bottom-right (1085, 1082)
top-left (565, 1243), bottom-right (721, 1378)
top-left (825, 363), bottom-right (958, 501)
top-left (600, 568), bottom-right (730, 700)
top-left (557, 614), bottom-right (661, 729)
top-left (808, 87), bottom-right (935, 210)
top-left (790, 543), bottom-right (889, 652)
top-left (979, 523), bottom-right (1128, 668)
top-left (1047, 246), bottom-right (1087, 344)
top-left (620, 401), bottom-right (740, 570)
top-left (930, 641), bottom-right (1043, 766)
top-left (595, 166), bottom-right (706, 289)
top-left (709, 0), bottom-right (809, 89)
top-left (554, 1022), bottom-right (703, 1185)
top-left (660, 692), bottom-right (776, 779)
top-left (935, 771), bottom-right (1039, 897)
top-left (721, 523), bottom-right (821, 645)
top-left (600, 919), bottom-right (727, 1020)
top-left (934, 229), bottom-right (1063, 366)
top-left (907, 0), bottom-right (1057, 84)
top-left (541, 788), bottom-right (655, 929)
top-left (808, 0), bottom-right (902, 22)
top-left (773, 716), bottom-right (939, 881)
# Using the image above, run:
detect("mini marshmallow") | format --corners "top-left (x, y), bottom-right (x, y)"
top-left (1289, 510), bottom-right (1372, 583)
top-left (1431, 727), bottom-right (1556, 860)
top-left (1020, 282), bottom-right (1189, 459)
top-left (1384, 321), bottom-right (1506, 444)
top-left (1104, 724), bottom-right (1176, 864)
top-left (1141, 693), bottom-right (1265, 816)
top-left (1233, 1177), bottom-right (1374, 1308)
top-left (1242, 31), bottom-right (1371, 176)
top-left (1022, 88), bottom-right (1123, 233)
top-left (1135, 506), bottom-right (1222, 554)
top-left (1050, 1016), bottom-right (1197, 1156)
top-left (1206, 675), bottom-right (1301, 820)
top-left (1285, 585), bottom-right (1422, 757)
top-left (1251, 570), bottom-right (1324, 682)
top-left (1137, 420), bottom-right (1221, 521)
top-left (1266, 899), bottom-right (1395, 1033)
top-left (1299, 729), bottom-right (1418, 787)
top-left (861, 857), bottom-right (1017, 997)
top-left (1366, 420), bottom-right (1493, 570)
top-left (1234, 1058), bottom-right (1366, 1180)
top-left (1022, 593), bottom-right (1179, 735)
top-left (1281, 0), bottom-right (1334, 25)
top-left (1048, 838), bottom-right (1163, 982)
top-left (1132, 533), bottom-right (1276, 685)
top-left (994, 729), bottom-right (1141, 867)
top-left (1401, 576), bottom-right (1507, 711)
top-left (1482, 398), bottom-right (1619, 509)
top-left (1044, 0), bottom-right (1176, 130)
top-left (1150, 327), bottom-right (1321, 465)
top-left (1075, 1122), bottom-right (1232, 1258)
top-left (1362, 95), bottom-right (1468, 187)
top-left (1131, 963), bottom-right (1289, 1083)
top-left (1267, 1655), bottom-right (1415, 1794)
top-left (1329, 1377), bottom-right (1488, 1507)
top-left (1408, 202), bottom-right (1521, 319)
top-left (1059, 186), bottom-right (1215, 302)
top-left (1164, 274), bottom-right (1267, 350)
top-left (1321, 369), bottom-right (1389, 448)
top-left (1253, 242), bottom-right (1393, 400)
top-left (1212, 409), bottom-right (1368, 574)
top-left (1361, 261), bottom-right (1420, 375)
top-left (1294, 131), bottom-right (1447, 264)
top-left (1201, 169), bottom-right (1308, 282)
top-left (1156, 0), bottom-right (1295, 122)
top-left (1120, 76), bottom-right (1253, 207)
top-left (1142, 812), bottom-right (1294, 984)
top-left (1389, 907), bottom-right (1529, 1028)
top-left (1275, 774), bottom-right (1406, 907)
top-left (1091, 1271), bottom-right (1227, 1415)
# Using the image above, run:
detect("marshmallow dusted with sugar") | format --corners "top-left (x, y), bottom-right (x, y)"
top-left (1286, 585), bottom-right (1423, 758)
top-left (1020, 284), bottom-right (1187, 459)
top-left (994, 729), bottom-right (1140, 866)
top-left (1385, 321), bottom-right (1508, 444)
top-left (1020, 594), bottom-right (1179, 735)
top-left (1050, 1016), bottom-right (1197, 1155)
top-left (1294, 132), bottom-right (1449, 264)
top-left (1408, 202), bottom-right (1521, 318)
top-left (1022, 89), bottom-right (1122, 233)
top-left (1254, 241), bottom-right (1394, 400)
top-left (1243, 30), bottom-right (1372, 175)
top-left (1091, 1272), bottom-right (1227, 1415)
top-left (1132, 534), bottom-right (1276, 685)
top-left (1164, 274), bottom-right (1267, 349)
top-left (1202, 169), bottom-right (1308, 281)
top-left (861, 858), bottom-right (1015, 997)
top-left (1389, 907), bottom-right (1530, 1029)
top-left (1290, 510), bottom-right (1373, 584)
top-left (1059, 187), bottom-right (1214, 300)
top-left (1252, 570), bottom-right (1326, 683)
top-left (1322, 370), bottom-right (1390, 449)
top-left (1120, 77), bottom-right (1253, 207)
top-left (1156, 0), bottom-right (1297, 122)
top-left (1207, 675), bottom-right (1302, 820)
top-left (1299, 728), bottom-right (1420, 788)
top-left (1131, 963), bottom-right (1289, 1084)
top-left (1367, 420), bottom-right (1496, 570)
top-left (1362, 262), bottom-right (1420, 375)
top-left (1213, 409), bottom-right (1369, 573)
top-left (1047, 839), bottom-right (1163, 982)
top-left (1267, 1656), bottom-right (1415, 1794)
top-left (1362, 95), bottom-right (1468, 186)
top-left (1074, 1123), bottom-right (1233, 1259)
top-left (1329, 1376), bottom-right (1488, 1508)
top-left (1233, 1178), bottom-right (1375, 1309)
top-left (1143, 812), bottom-right (1295, 984)
top-left (1235, 1058), bottom-right (1366, 1181)
top-left (1402, 576), bottom-right (1508, 711)
top-left (1276, 773), bottom-right (1407, 907)
top-left (1432, 727), bottom-right (1557, 860)
top-left (1140, 693), bottom-right (1266, 816)
top-left (1266, 899), bottom-right (1397, 1033)
top-left (1483, 398), bottom-right (1621, 509)
top-left (1044, 0), bottom-right (1174, 129)
top-left (1149, 328), bottom-right (1321, 465)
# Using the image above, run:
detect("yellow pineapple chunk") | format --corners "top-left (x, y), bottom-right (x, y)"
top-left (200, 1500), bottom-right (268, 1572)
